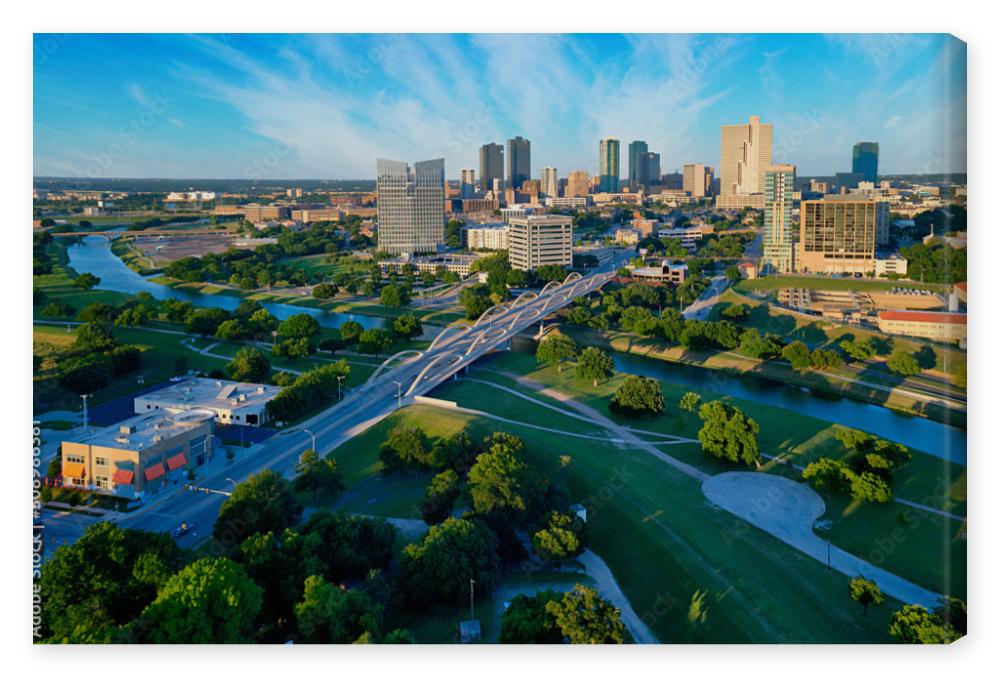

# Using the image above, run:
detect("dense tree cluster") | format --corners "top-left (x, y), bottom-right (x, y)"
top-left (609, 375), bottom-right (665, 418)
top-left (499, 585), bottom-right (629, 644)
top-left (801, 429), bottom-right (911, 503)
top-left (697, 400), bottom-right (761, 467)
top-left (265, 360), bottom-right (351, 422)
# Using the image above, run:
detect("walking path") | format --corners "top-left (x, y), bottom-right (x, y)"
top-left (577, 550), bottom-right (658, 644)
top-left (448, 373), bottom-right (945, 608)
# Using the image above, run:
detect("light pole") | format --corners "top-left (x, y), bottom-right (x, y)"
top-left (303, 429), bottom-right (316, 453)
top-left (336, 375), bottom-right (345, 402)
top-left (469, 578), bottom-right (476, 621)
top-left (80, 394), bottom-right (92, 432)
top-left (393, 381), bottom-right (402, 409)
top-left (271, 330), bottom-right (277, 347)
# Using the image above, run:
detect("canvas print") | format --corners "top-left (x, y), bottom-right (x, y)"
top-left (32, 33), bottom-right (967, 644)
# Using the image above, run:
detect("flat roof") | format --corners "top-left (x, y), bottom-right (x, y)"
top-left (878, 310), bottom-right (967, 324)
top-left (136, 377), bottom-right (281, 413)
top-left (66, 409), bottom-right (213, 452)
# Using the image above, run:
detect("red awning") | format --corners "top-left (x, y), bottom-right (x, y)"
top-left (112, 470), bottom-right (135, 485)
top-left (166, 452), bottom-right (188, 471)
top-left (144, 462), bottom-right (166, 481)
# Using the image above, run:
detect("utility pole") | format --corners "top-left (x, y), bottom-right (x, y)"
top-left (469, 578), bottom-right (476, 621)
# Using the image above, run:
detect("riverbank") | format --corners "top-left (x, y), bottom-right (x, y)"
top-left (556, 324), bottom-right (966, 429)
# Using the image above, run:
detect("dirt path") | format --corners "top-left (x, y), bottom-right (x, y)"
top-left (577, 550), bottom-right (658, 644)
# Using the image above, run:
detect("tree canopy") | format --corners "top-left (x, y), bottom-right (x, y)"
top-left (213, 470), bottom-right (303, 546)
top-left (697, 400), bottom-right (761, 467)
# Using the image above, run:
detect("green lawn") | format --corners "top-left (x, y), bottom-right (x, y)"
top-left (436, 352), bottom-right (965, 602)
top-left (319, 396), bottom-right (910, 643)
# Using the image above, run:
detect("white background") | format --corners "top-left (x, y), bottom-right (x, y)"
top-left (2, 1), bottom-right (993, 682)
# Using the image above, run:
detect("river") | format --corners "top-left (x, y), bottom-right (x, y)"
top-left (511, 338), bottom-right (966, 464)
top-left (66, 235), bottom-right (388, 330)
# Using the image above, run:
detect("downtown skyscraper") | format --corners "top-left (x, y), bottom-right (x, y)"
top-left (540, 167), bottom-right (559, 198)
top-left (506, 136), bottom-right (531, 190)
top-left (599, 138), bottom-right (621, 193)
top-left (479, 143), bottom-right (504, 194)
top-left (628, 140), bottom-right (648, 189)
top-left (852, 142), bottom-right (879, 184)
top-left (376, 157), bottom-right (445, 255)
top-left (717, 115), bottom-right (773, 209)
top-left (761, 164), bottom-right (796, 274)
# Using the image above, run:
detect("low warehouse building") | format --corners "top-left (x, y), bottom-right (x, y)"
top-left (876, 310), bottom-right (968, 343)
top-left (134, 378), bottom-right (280, 426)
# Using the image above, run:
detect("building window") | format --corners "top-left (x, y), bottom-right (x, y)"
top-left (95, 456), bottom-right (108, 467)
top-left (66, 455), bottom-right (85, 464)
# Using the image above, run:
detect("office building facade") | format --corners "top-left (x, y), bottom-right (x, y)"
top-left (628, 140), bottom-right (649, 189)
top-left (683, 163), bottom-right (714, 198)
top-left (761, 164), bottom-right (796, 274)
top-left (506, 136), bottom-right (531, 189)
top-left (540, 167), bottom-right (559, 198)
top-left (599, 138), bottom-right (621, 193)
top-left (566, 170), bottom-right (590, 198)
top-left (852, 142), bottom-right (879, 184)
top-left (798, 195), bottom-right (890, 275)
top-left (376, 157), bottom-right (445, 254)
top-left (717, 115), bottom-right (773, 209)
top-left (507, 215), bottom-right (573, 271)
top-left (479, 143), bottom-right (504, 195)
top-left (460, 169), bottom-right (476, 198)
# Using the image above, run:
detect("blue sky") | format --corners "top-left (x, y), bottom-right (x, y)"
top-left (33, 33), bottom-right (967, 179)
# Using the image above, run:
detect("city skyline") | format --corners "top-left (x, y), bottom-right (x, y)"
top-left (33, 34), bottom-right (967, 180)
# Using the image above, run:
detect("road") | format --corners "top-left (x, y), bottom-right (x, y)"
top-left (682, 274), bottom-right (729, 320)
top-left (40, 266), bottom-right (618, 552)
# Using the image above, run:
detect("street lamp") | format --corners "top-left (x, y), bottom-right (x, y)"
top-left (336, 375), bottom-right (345, 402)
top-left (393, 381), bottom-right (403, 409)
top-left (303, 428), bottom-right (316, 453)
top-left (80, 394), bottom-right (92, 432)
top-left (271, 330), bottom-right (278, 347)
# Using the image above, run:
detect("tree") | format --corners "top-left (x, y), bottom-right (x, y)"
top-left (887, 349), bottom-right (921, 377)
top-left (739, 329), bottom-right (783, 360)
top-left (781, 341), bottom-right (812, 369)
top-left (356, 329), bottom-right (392, 356)
top-left (340, 320), bottom-right (364, 345)
top-left (392, 313), bottom-right (423, 340)
top-left (73, 322), bottom-right (117, 352)
top-left (849, 576), bottom-right (884, 616)
top-left (272, 336), bottom-right (313, 360)
top-left (419, 468), bottom-right (461, 525)
top-left (839, 339), bottom-right (875, 361)
top-left (810, 348), bottom-right (843, 370)
top-left (72, 272), bottom-right (101, 290)
top-left (294, 449), bottom-right (344, 500)
top-left (37, 522), bottom-right (184, 643)
top-left (186, 307), bottom-right (232, 336)
top-left (226, 346), bottom-right (271, 383)
top-left (427, 430), bottom-right (479, 474)
top-left (459, 283), bottom-right (492, 320)
top-left (299, 512), bottom-right (396, 582)
top-left (802, 458), bottom-right (854, 494)
top-left (889, 604), bottom-right (960, 644)
top-left (576, 347), bottom-right (614, 386)
top-left (467, 442), bottom-right (544, 528)
top-left (545, 584), bottom-right (627, 644)
top-left (380, 283), bottom-right (410, 308)
top-left (400, 518), bottom-right (502, 608)
top-left (721, 302), bottom-right (749, 321)
top-left (697, 400), bottom-right (761, 467)
top-left (294, 575), bottom-right (382, 644)
top-left (135, 557), bottom-right (262, 644)
top-left (609, 375), bottom-right (665, 418)
top-left (935, 596), bottom-right (967, 637)
top-left (214, 319), bottom-right (248, 342)
top-left (679, 391), bottom-right (702, 413)
top-left (312, 283), bottom-right (338, 300)
top-left (535, 333), bottom-right (578, 372)
top-left (849, 470), bottom-right (892, 503)
top-left (499, 590), bottom-right (564, 644)
top-left (277, 313), bottom-right (320, 339)
top-left (532, 510), bottom-right (586, 562)
top-left (724, 264), bottom-right (742, 282)
top-left (379, 426), bottom-right (431, 472)
top-left (213, 470), bottom-right (303, 546)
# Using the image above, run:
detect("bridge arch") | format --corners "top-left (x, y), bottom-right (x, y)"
top-left (539, 280), bottom-right (563, 297)
top-left (474, 303), bottom-right (509, 328)
top-left (364, 349), bottom-right (424, 388)
top-left (562, 271), bottom-right (583, 285)
top-left (427, 324), bottom-right (470, 352)
top-left (406, 352), bottom-right (464, 396)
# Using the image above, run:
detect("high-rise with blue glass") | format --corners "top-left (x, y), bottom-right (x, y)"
top-left (852, 141), bottom-right (879, 184)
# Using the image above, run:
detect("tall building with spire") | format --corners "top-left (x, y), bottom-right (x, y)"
top-left (760, 164), bottom-right (796, 274)
top-left (599, 138), bottom-right (621, 193)
top-left (506, 136), bottom-right (531, 189)
top-left (479, 143), bottom-right (504, 195)
top-left (717, 115), bottom-right (773, 209)
top-left (376, 157), bottom-right (445, 255)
